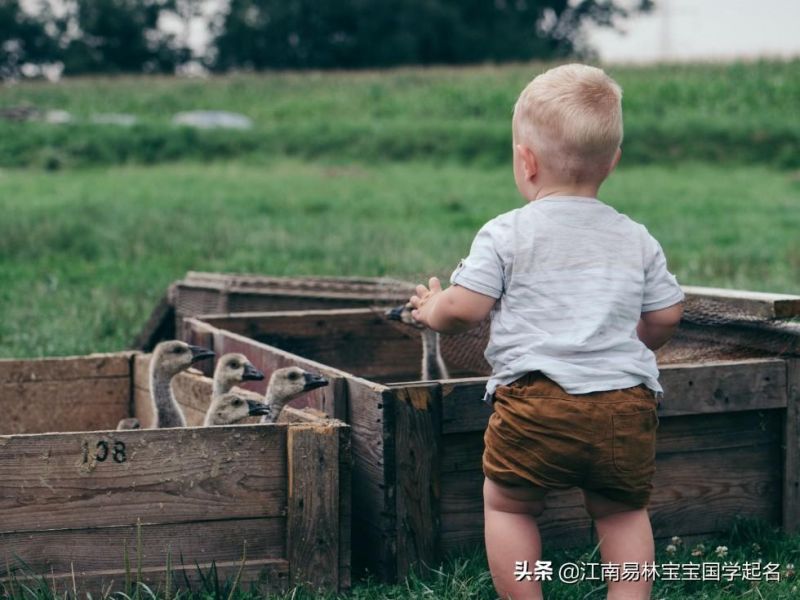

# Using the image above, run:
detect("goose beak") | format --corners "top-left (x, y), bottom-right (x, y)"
top-left (188, 345), bottom-right (215, 364)
top-left (303, 372), bottom-right (329, 391)
top-left (242, 363), bottom-right (265, 381)
top-left (386, 305), bottom-right (405, 321)
top-left (246, 399), bottom-right (271, 417)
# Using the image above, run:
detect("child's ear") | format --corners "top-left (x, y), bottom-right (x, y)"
top-left (516, 144), bottom-right (538, 181)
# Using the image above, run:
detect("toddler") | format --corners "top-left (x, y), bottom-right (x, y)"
top-left (409, 63), bottom-right (684, 600)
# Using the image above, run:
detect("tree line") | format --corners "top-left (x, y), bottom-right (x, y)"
top-left (1, 0), bottom-right (652, 78)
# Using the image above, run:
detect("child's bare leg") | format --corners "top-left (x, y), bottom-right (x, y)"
top-left (484, 477), bottom-right (548, 600)
top-left (583, 490), bottom-right (655, 600)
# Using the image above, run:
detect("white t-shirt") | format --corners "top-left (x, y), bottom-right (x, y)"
top-left (449, 196), bottom-right (684, 404)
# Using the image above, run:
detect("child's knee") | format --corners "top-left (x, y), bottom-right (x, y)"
top-left (484, 477), bottom-right (547, 516)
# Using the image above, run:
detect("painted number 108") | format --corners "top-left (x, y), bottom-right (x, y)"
top-left (82, 439), bottom-right (127, 464)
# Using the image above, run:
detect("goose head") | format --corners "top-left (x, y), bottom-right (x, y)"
top-left (206, 393), bottom-right (271, 426)
top-left (386, 303), bottom-right (424, 329)
top-left (116, 418), bottom-right (141, 430)
top-left (268, 367), bottom-right (329, 403)
top-left (214, 353), bottom-right (264, 393)
top-left (152, 340), bottom-right (215, 378)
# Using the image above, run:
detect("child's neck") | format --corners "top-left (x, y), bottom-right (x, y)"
top-left (529, 182), bottom-right (600, 202)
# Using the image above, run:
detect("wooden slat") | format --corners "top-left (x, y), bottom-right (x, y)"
top-left (201, 309), bottom-right (422, 380)
top-left (346, 380), bottom-right (396, 581)
top-left (287, 425), bottom-right (340, 591)
top-left (277, 406), bottom-right (352, 589)
top-left (683, 286), bottom-right (800, 319)
top-left (650, 444), bottom-right (782, 537)
top-left (440, 379), bottom-right (492, 434)
top-left (1, 378), bottom-right (131, 435)
top-left (393, 383), bottom-right (441, 578)
top-left (0, 425), bottom-right (287, 532)
top-left (0, 518), bottom-right (285, 575)
top-left (659, 359), bottom-right (787, 416)
top-left (0, 352), bottom-right (134, 384)
top-left (784, 359), bottom-right (800, 533)
top-left (439, 473), bottom-right (592, 551)
top-left (2, 559), bottom-right (290, 597)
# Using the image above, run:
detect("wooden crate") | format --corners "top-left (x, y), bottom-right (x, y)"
top-left (182, 297), bottom-right (800, 582)
top-left (133, 272), bottom-right (415, 352)
top-left (0, 353), bottom-right (351, 595)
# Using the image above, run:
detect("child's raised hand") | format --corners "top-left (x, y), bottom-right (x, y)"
top-left (409, 277), bottom-right (442, 326)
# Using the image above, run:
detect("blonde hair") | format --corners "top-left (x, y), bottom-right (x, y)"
top-left (512, 63), bottom-right (623, 184)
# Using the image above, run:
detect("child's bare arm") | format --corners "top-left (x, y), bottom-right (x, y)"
top-left (637, 301), bottom-right (683, 350)
top-left (410, 277), bottom-right (496, 334)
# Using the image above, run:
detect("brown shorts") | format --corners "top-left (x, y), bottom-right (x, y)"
top-left (483, 371), bottom-right (659, 509)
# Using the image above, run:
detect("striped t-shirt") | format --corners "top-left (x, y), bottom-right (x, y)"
top-left (449, 196), bottom-right (684, 404)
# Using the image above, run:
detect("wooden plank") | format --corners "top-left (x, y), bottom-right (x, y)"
top-left (393, 383), bottom-right (441, 579)
top-left (0, 378), bottom-right (131, 435)
top-left (683, 286), bottom-right (800, 319)
top-left (659, 359), bottom-right (787, 416)
top-left (201, 309), bottom-right (422, 380)
top-left (287, 425), bottom-right (340, 591)
top-left (784, 359), bottom-right (800, 533)
top-left (440, 379), bottom-right (492, 434)
top-left (2, 559), bottom-right (290, 597)
top-left (0, 425), bottom-right (288, 532)
top-left (276, 406), bottom-right (352, 589)
top-left (650, 444), bottom-right (782, 537)
top-left (439, 473), bottom-right (592, 552)
top-left (0, 352), bottom-right (134, 384)
top-left (0, 518), bottom-right (285, 575)
top-left (346, 380), bottom-right (396, 581)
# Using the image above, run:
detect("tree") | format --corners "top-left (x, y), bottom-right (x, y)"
top-left (57, 0), bottom-right (190, 74)
top-left (0, 0), bottom-right (58, 79)
top-left (210, 0), bottom-right (653, 72)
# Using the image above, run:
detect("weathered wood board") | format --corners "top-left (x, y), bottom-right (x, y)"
top-left (184, 309), bottom-right (797, 583)
top-left (0, 352), bottom-right (135, 435)
top-left (0, 389), bottom-right (351, 595)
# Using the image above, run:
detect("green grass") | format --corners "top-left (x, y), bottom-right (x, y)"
top-left (3, 517), bottom-right (799, 599)
top-left (1, 59), bottom-right (799, 168)
top-left (1, 159), bottom-right (799, 358)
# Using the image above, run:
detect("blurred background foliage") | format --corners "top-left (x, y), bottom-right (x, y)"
top-left (1, 0), bottom-right (652, 77)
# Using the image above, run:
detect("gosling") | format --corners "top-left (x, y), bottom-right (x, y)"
top-left (150, 340), bottom-right (214, 428)
top-left (203, 392), bottom-right (271, 426)
top-left (260, 367), bottom-right (329, 423)
top-left (386, 303), bottom-right (450, 381)
top-left (212, 353), bottom-right (265, 396)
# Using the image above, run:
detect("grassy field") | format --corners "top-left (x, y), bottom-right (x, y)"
top-left (3, 518), bottom-right (799, 599)
top-left (1, 159), bottom-right (799, 358)
top-left (1, 59), bottom-right (799, 168)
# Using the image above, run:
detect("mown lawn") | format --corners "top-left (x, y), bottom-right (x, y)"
top-left (1, 159), bottom-right (798, 358)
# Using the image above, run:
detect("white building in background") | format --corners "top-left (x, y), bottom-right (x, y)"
top-left (587, 0), bottom-right (800, 63)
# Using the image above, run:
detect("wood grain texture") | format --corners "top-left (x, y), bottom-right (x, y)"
top-left (650, 443), bottom-right (782, 537)
top-left (1, 378), bottom-right (131, 435)
top-left (393, 384), bottom-right (441, 578)
top-left (0, 353), bottom-right (134, 383)
top-left (0, 518), bottom-right (284, 575)
top-left (0, 425), bottom-right (288, 532)
top-left (784, 359), bottom-right (800, 533)
top-left (683, 286), bottom-right (800, 319)
top-left (202, 309), bottom-right (422, 380)
top-left (658, 359), bottom-right (787, 415)
top-left (439, 474), bottom-right (592, 552)
top-left (287, 425), bottom-right (340, 591)
top-left (0, 353), bottom-right (135, 435)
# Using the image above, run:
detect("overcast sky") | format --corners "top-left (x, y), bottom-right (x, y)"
top-left (587, 0), bottom-right (800, 62)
